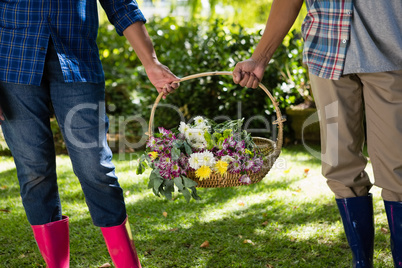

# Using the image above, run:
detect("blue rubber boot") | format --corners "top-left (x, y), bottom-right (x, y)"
top-left (336, 194), bottom-right (374, 268)
top-left (384, 200), bottom-right (402, 268)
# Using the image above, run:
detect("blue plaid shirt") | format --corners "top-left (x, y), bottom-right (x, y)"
top-left (0, 0), bottom-right (146, 86)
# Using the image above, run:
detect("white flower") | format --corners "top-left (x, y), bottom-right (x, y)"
top-left (194, 116), bottom-right (205, 127)
top-left (185, 128), bottom-right (206, 143)
top-left (221, 155), bottom-right (234, 163)
top-left (185, 129), bottom-right (195, 140)
top-left (194, 128), bottom-right (206, 142)
top-left (192, 141), bottom-right (207, 149)
top-left (200, 151), bottom-right (216, 167)
top-left (179, 121), bottom-right (189, 134)
top-left (189, 152), bottom-right (202, 170)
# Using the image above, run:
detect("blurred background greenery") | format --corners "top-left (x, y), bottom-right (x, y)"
top-left (0, 0), bottom-right (311, 155)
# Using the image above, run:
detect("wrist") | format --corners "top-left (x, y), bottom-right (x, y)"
top-left (251, 53), bottom-right (270, 69)
top-left (142, 56), bottom-right (160, 69)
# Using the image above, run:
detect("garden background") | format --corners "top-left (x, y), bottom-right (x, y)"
top-left (0, 0), bottom-right (395, 267)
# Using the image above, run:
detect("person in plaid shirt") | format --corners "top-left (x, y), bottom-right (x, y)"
top-left (0, 0), bottom-right (179, 267)
top-left (234, 0), bottom-right (402, 267)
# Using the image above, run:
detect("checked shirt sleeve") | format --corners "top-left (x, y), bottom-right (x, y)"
top-left (301, 0), bottom-right (353, 80)
top-left (99, 0), bottom-right (147, 36)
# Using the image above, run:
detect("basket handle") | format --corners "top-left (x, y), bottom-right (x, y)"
top-left (147, 71), bottom-right (284, 153)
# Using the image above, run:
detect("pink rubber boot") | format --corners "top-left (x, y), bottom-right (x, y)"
top-left (31, 216), bottom-right (70, 268)
top-left (100, 216), bottom-right (142, 268)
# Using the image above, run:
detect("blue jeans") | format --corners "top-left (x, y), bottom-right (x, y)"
top-left (0, 40), bottom-right (126, 227)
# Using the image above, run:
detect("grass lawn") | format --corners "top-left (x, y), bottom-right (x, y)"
top-left (0, 144), bottom-right (394, 267)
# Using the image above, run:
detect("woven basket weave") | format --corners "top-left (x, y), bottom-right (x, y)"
top-left (147, 71), bottom-right (284, 188)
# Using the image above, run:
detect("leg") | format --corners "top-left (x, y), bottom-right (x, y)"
top-left (0, 82), bottom-right (62, 225)
top-left (101, 216), bottom-right (142, 268)
top-left (310, 73), bottom-right (372, 197)
top-left (0, 42), bottom-right (68, 266)
top-left (360, 70), bottom-right (402, 202)
top-left (360, 70), bottom-right (402, 267)
top-left (43, 40), bottom-right (126, 227)
top-left (31, 216), bottom-right (70, 268)
top-left (44, 40), bottom-right (141, 266)
top-left (310, 74), bottom-right (374, 267)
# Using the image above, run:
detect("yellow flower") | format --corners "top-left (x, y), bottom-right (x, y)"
top-left (148, 151), bottom-right (159, 160)
top-left (196, 165), bottom-right (212, 181)
top-left (214, 160), bottom-right (228, 176)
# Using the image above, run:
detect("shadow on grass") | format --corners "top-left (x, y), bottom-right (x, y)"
top-left (0, 144), bottom-right (392, 268)
top-left (0, 168), bottom-right (19, 196)
top-left (123, 195), bottom-right (347, 268)
top-left (0, 190), bottom-right (392, 268)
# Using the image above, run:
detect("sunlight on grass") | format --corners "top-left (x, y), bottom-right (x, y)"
top-left (0, 157), bottom-right (15, 171)
top-left (0, 146), bottom-right (394, 267)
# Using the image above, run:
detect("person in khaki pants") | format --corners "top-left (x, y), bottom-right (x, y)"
top-left (233, 0), bottom-right (402, 267)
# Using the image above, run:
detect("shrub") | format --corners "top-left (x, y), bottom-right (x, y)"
top-left (98, 17), bottom-right (309, 151)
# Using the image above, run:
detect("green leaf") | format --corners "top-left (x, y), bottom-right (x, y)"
top-left (149, 169), bottom-right (164, 195)
top-left (183, 141), bottom-right (192, 155)
top-left (171, 147), bottom-right (181, 161)
top-left (173, 140), bottom-right (184, 148)
top-left (204, 131), bottom-right (211, 143)
top-left (147, 175), bottom-right (154, 189)
top-left (154, 177), bottom-right (164, 195)
top-left (182, 176), bottom-right (198, 188)
top-left (223, 129), bottom-right (232, 139)
top-left (212, 132), bottom-right (222, 141)
top-left (164, 189), bottom-right (173, 200)
top-left (152, 187), bottom-right (160, 197)
top-left (189, 186), bottom-right (201, 200)
top-left (180, 187), bottom-right (191, 203)
top-left (164, 179), bottom-right (175, 200)
top-left (136, 161), bottom-right (145, 175)
top-left (174, 177), bottom-right (184, 191)
top-left (136, 154), bottom-right (148, 175)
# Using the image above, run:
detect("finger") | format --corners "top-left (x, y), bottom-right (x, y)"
top-left (232, 67), bottom-right (242, 84)
top-left (160, 87), bottom-right (168, 99)
top-left (171, 81), bottom-right (180, 90)
top-left (245, 76), bottom-right (254, 88)
top-left (246, 74), bottom-right (258, 88)
top-left (233, 72), bottom-right (240, 84)
top-left (239, 72), bottom-right (250, 87)
top-left (252, 79), bottom-right (260, 89)
top-left (164, 84), bottom-right (174, 93)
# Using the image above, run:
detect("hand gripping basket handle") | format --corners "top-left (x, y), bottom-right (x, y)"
top-left (148, 71), bottom-right (284, 155)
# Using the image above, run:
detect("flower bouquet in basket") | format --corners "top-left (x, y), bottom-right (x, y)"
top-left (137, 116), bottom-right (269, 202)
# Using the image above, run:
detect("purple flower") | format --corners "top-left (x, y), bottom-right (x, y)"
top-left (156, 144), bottom-right (165, 153)
top-left (146, 137), bottom-right (157, 149)
top-left (158, 127), bottom-right (170, 136)
top-left (232, 153), bottom-right (241, 162)
top-left (215, 149), bottom-right (227, 157)
top-left (222, 140), bottom-right (230, 150)
top-left (236, 140), bottom-right (246, 151)
top-left (229, 161), bottom-right (241, 173)
top-left (239, 174), bottom-right (251, 184)
top-left (252, 157), bottom-right (263, 172)
top-left (228, 137), bottom-right (236, 148)
top-left (244, 159), bottom-right (255, 171)
top-left (171, 162), bottom-right (182, 178)
top-left (159, 164), bottom-right (172, 179)
top-left (179, 154), bottom-right (189, 170)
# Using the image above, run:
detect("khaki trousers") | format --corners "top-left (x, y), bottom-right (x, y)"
top-left (310, 70), bottom-right (402, 201)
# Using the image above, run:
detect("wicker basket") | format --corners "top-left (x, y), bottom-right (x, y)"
top-left (147, 71), bottom-right (284, 188)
